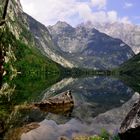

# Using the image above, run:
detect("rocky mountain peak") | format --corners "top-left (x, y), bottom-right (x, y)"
top-left (52, 21), bottom-right (74, 31)
top-left (48, 21), bottom-right (134, 69)
top-left (48, 21), bottom-right (75, 37)
top-left (87, 21), bottom-right (140, 54)
top-left (0, 0), bottom-right (75, 68)
top-left (55, 21), bottom-right (73, 27)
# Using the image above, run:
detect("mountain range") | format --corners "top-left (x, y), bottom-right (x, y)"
top-left (0, 0), bottom-right (63, 76)
top-left (1, 0), bottom-right (139, 72)
top-left (48, 21), bottom-right (134, 69)
top-left (85, 22), bottom-right (140, 54)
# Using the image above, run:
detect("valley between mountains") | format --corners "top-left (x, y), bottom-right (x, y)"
top-left (0, 0), bottom-right (140, 140)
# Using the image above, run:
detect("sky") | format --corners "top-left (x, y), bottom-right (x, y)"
top-left (20, 0), bottom-right (140, 26)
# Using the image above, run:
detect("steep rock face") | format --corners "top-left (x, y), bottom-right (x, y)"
top-left (119, 99), bottom-right (140, 140)
top-left (1, 0), bottom-right (34, 45)
top-left (88, 22), bottom-right (140, 54)
top-left (48, 21), bottom-right (79, 53)
top-left (25, 15), bottom-right (75, 68)
top-left (48, 21), bottom-right (134, 69)
top-left (0, 0), bottom-right (74, 68)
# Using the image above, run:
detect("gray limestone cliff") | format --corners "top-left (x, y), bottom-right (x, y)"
top-left (48, 21), bottom-right (134, 69)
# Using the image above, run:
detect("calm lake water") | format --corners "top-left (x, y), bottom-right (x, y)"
top-left (1, 76), bottom-right (140, 140)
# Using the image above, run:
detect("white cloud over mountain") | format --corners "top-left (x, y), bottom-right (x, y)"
top-left (20, 0), bottom-right (131, 26)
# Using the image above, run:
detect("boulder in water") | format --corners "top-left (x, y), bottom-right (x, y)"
top-left (34, 90), bottom-right (74, 114)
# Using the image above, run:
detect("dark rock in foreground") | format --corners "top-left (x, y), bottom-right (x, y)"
top-left (119, 99), bottom-right (140, 140)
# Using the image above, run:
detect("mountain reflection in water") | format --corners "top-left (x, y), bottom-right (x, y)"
top-left (21, 93), bottom-right (139, 140)
top-left (3, 76), bottom-right (140, 140)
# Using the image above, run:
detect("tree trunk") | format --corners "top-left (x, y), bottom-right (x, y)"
top-left (2, 0), bottom-right (9, 20)
top-left (0, 0), bottom-right (9, 26)
top-left (0, 0), bottom-right (9, 87)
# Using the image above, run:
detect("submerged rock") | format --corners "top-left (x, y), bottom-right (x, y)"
top-left (13, 90), bottom-right (74, 117)
top-left (34, 90), bottom-right (74, 114)
top-left (119, 99), bottom-right (140, 140)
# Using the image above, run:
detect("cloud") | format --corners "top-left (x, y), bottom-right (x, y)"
top-left (20, 0), bottom-right (131, 26)
top-left (124, 2), bottom-right (133, 8)
top-left (91, 0), bottom-right (106, 9)
top-left (78, 9), bottom-right (131, 24)
top-left (20, 0), bottom-right (81, 25)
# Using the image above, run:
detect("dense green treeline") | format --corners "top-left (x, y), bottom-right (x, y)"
top-left (119, 53), bottom-right (140, 76)
top-left (1, 27), bottom-right (62, 77)
top-left (0, 24), bottom-right (64, 135)
top-left (63, 67), bottom-right (118, 78)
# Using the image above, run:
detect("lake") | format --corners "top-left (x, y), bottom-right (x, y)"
top-left (0, 75), bottom-right (139, 140)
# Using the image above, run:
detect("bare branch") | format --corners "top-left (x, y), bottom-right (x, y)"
top-left (2, 0), bottom-right (10, 20)
top-left (0, 0), bottom-right (9, 26)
